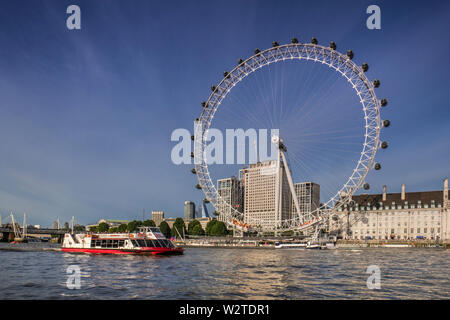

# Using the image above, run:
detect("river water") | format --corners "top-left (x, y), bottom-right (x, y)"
top-left (0, 245), bottom-right (448, 299)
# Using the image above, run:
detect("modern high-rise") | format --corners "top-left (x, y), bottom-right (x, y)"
top-left (241, 160), bottom-right (292, 229)
top-left (292, 182), bottom-right (321, 216)
top-left (151, 211), bottom-right (165, 227)
top-left (217, 176), bottom-right (243, 223)
top-left (184, 201), bottom-right (196, 221)
top-left (329, 179), bottom-right (450, 240)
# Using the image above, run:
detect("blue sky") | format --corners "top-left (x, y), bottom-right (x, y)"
top-left (0, 0), bottom-right (449, 226)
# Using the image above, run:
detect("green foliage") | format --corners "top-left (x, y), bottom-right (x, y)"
top-left (191, 224), bottom-right (205, 236)
top-left (127, 220), bottom-right (143, 232)
top-left (89, 226), bottom-right (98, 232)
top-left (73, 225), bottom-right (85, 232)
top-left (205, 219), bottom-right (218, 235)
top-left (159, 221), bottom-right (171, 238)
top-left (188, 219), bottom-right (201, 234)
top-left (118, 224), bottom-right (127, 232)
top-left (109, 227), bottom-right (118, 233)
top-left (171, 217), bottom-right (186, 237)
top-left (98, 222), bottom-right (110, 232)
top-left (143, 219), bottom-right (156, 227)
top-left (210, 221), bottom-right (227, 236)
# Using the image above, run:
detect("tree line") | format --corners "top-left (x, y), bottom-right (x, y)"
top-left (85, 218), bottom-right (229, 238)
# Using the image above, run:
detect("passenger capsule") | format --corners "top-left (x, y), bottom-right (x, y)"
top-left (361, 63), bottom-right (369, 72)
top-left (191, 168), bottom-right (196, 174)
top-left (238, 58), bottom-right (244, 65)
top-left (311, 37), bottom-right (318, 45)
top-left (363, 183), bottom-right (370, 190)
top-left (211, 85), bottom-right (216, 92)
top-left (195, 184), bottom-right (202, 189)
top-left (195, 118), bottom-right (200, 122)
top-left (374, 163), bottom-right (382, 170)
top-left (272, 41), bottom-right (279, 47)
top-left (381, 141), bottom-right (388, 149)
top-left (204, 198), bottom-right (210, 203)
top-left (190, 152), bottom-right (194, 158)
top-left (223, 71), bottom-right (229, 78)
top-left (383, 119), bottom-right (390, 127)
top-left (254, 48), bottom-right (261, 55)
top-left (201, 101), bottom-right (206, 107)
top-left (380, 98), bottom-right (388, 107)
top-left (191, 135), bottom-right (195, 141)
top-left (329, 42), bottom-right (336, 50)
top-left (291, 37), bottom-right (299, 44)
top-left (373, 79), bottom-right (380, 88)
top-left (347, 50), bottom-right (354, 59)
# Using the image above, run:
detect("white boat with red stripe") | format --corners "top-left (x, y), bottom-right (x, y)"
top-left (62, 227), bottom-right (184, 255)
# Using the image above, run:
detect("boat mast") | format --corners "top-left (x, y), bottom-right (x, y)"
top-left (23, 213), bottom-right (27, 239)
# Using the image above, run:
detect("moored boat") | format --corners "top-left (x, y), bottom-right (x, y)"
top-left (275, 242), bottom-right (307, 249)
top-left (62, 227), bottom-right (183, 255)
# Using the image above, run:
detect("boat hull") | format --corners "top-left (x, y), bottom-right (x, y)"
top-left (62, 247), bottom-right (184, 255)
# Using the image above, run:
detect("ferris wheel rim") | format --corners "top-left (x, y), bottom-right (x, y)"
top-left (194, 42), bottom-right (382, 232)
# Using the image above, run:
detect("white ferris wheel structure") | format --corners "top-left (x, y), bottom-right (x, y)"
top-left (192, 38), bottom-right (390, 234)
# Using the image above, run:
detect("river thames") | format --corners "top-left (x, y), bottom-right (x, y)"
top-left (0, 246), bottom-right (448, 299)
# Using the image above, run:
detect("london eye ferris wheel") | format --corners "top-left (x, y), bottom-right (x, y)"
top-left (192, 37), bottom-right (390, 233)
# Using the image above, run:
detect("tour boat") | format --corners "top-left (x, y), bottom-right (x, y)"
top-left (62, 227), bottom-right (184, 255)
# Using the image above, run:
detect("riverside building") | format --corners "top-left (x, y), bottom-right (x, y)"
top-left (216, 176), bottom-right (243, 223)
top-left (292, 182), bottom-right (320, 216)
top-left (329, 179), bottom-right (450, 241)
top-left (184, 201), bottom-right (196, 221)
top-left (241, 160), bottom-right (292, 229)
top-left (151, 211), bottom-right (165, 227)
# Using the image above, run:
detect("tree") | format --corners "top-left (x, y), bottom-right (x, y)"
top-left (127, 220), bottom-right (143, 232)
top-left (188, 219), bottom-right (201, 234)
top-left (191, 224), bottom-right (205, 236)
top-left (159, 221), bottom-right (171, 238)
top-left (109, 227), bottom-right (118, 233)
top-left (210, 221), bottom-right (227, 236)
top-left (118, 224), bottom-right (127, 233)
top-left (89, 226), bottom-right (98, 232)
top-left (143, 219), bottom-right (156, 227)
top-left (205, 219), bottom-right (218, 235)
top-left (74, 225), bottom-right (85, 232)
top-left (171, 217), bottom-right (186, 238)
top-left (98, 222), bottom-right (110, 233)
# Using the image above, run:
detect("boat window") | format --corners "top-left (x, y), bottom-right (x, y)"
top-left (153, 240), bottom-right (162, 247)
top-left (137, 240), bottom-right (146, 247)
top-left (132, 240), bottom-right (139, 247)
top-left (101, 240), bottom-right (107, 248)
top-left (112, 240), bottom-right (119, 248)
top-left (118, 240), bottom-right (124, 247)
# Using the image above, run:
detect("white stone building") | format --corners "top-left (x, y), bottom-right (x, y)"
top-left (330, 179), bottom-right (450, 241)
